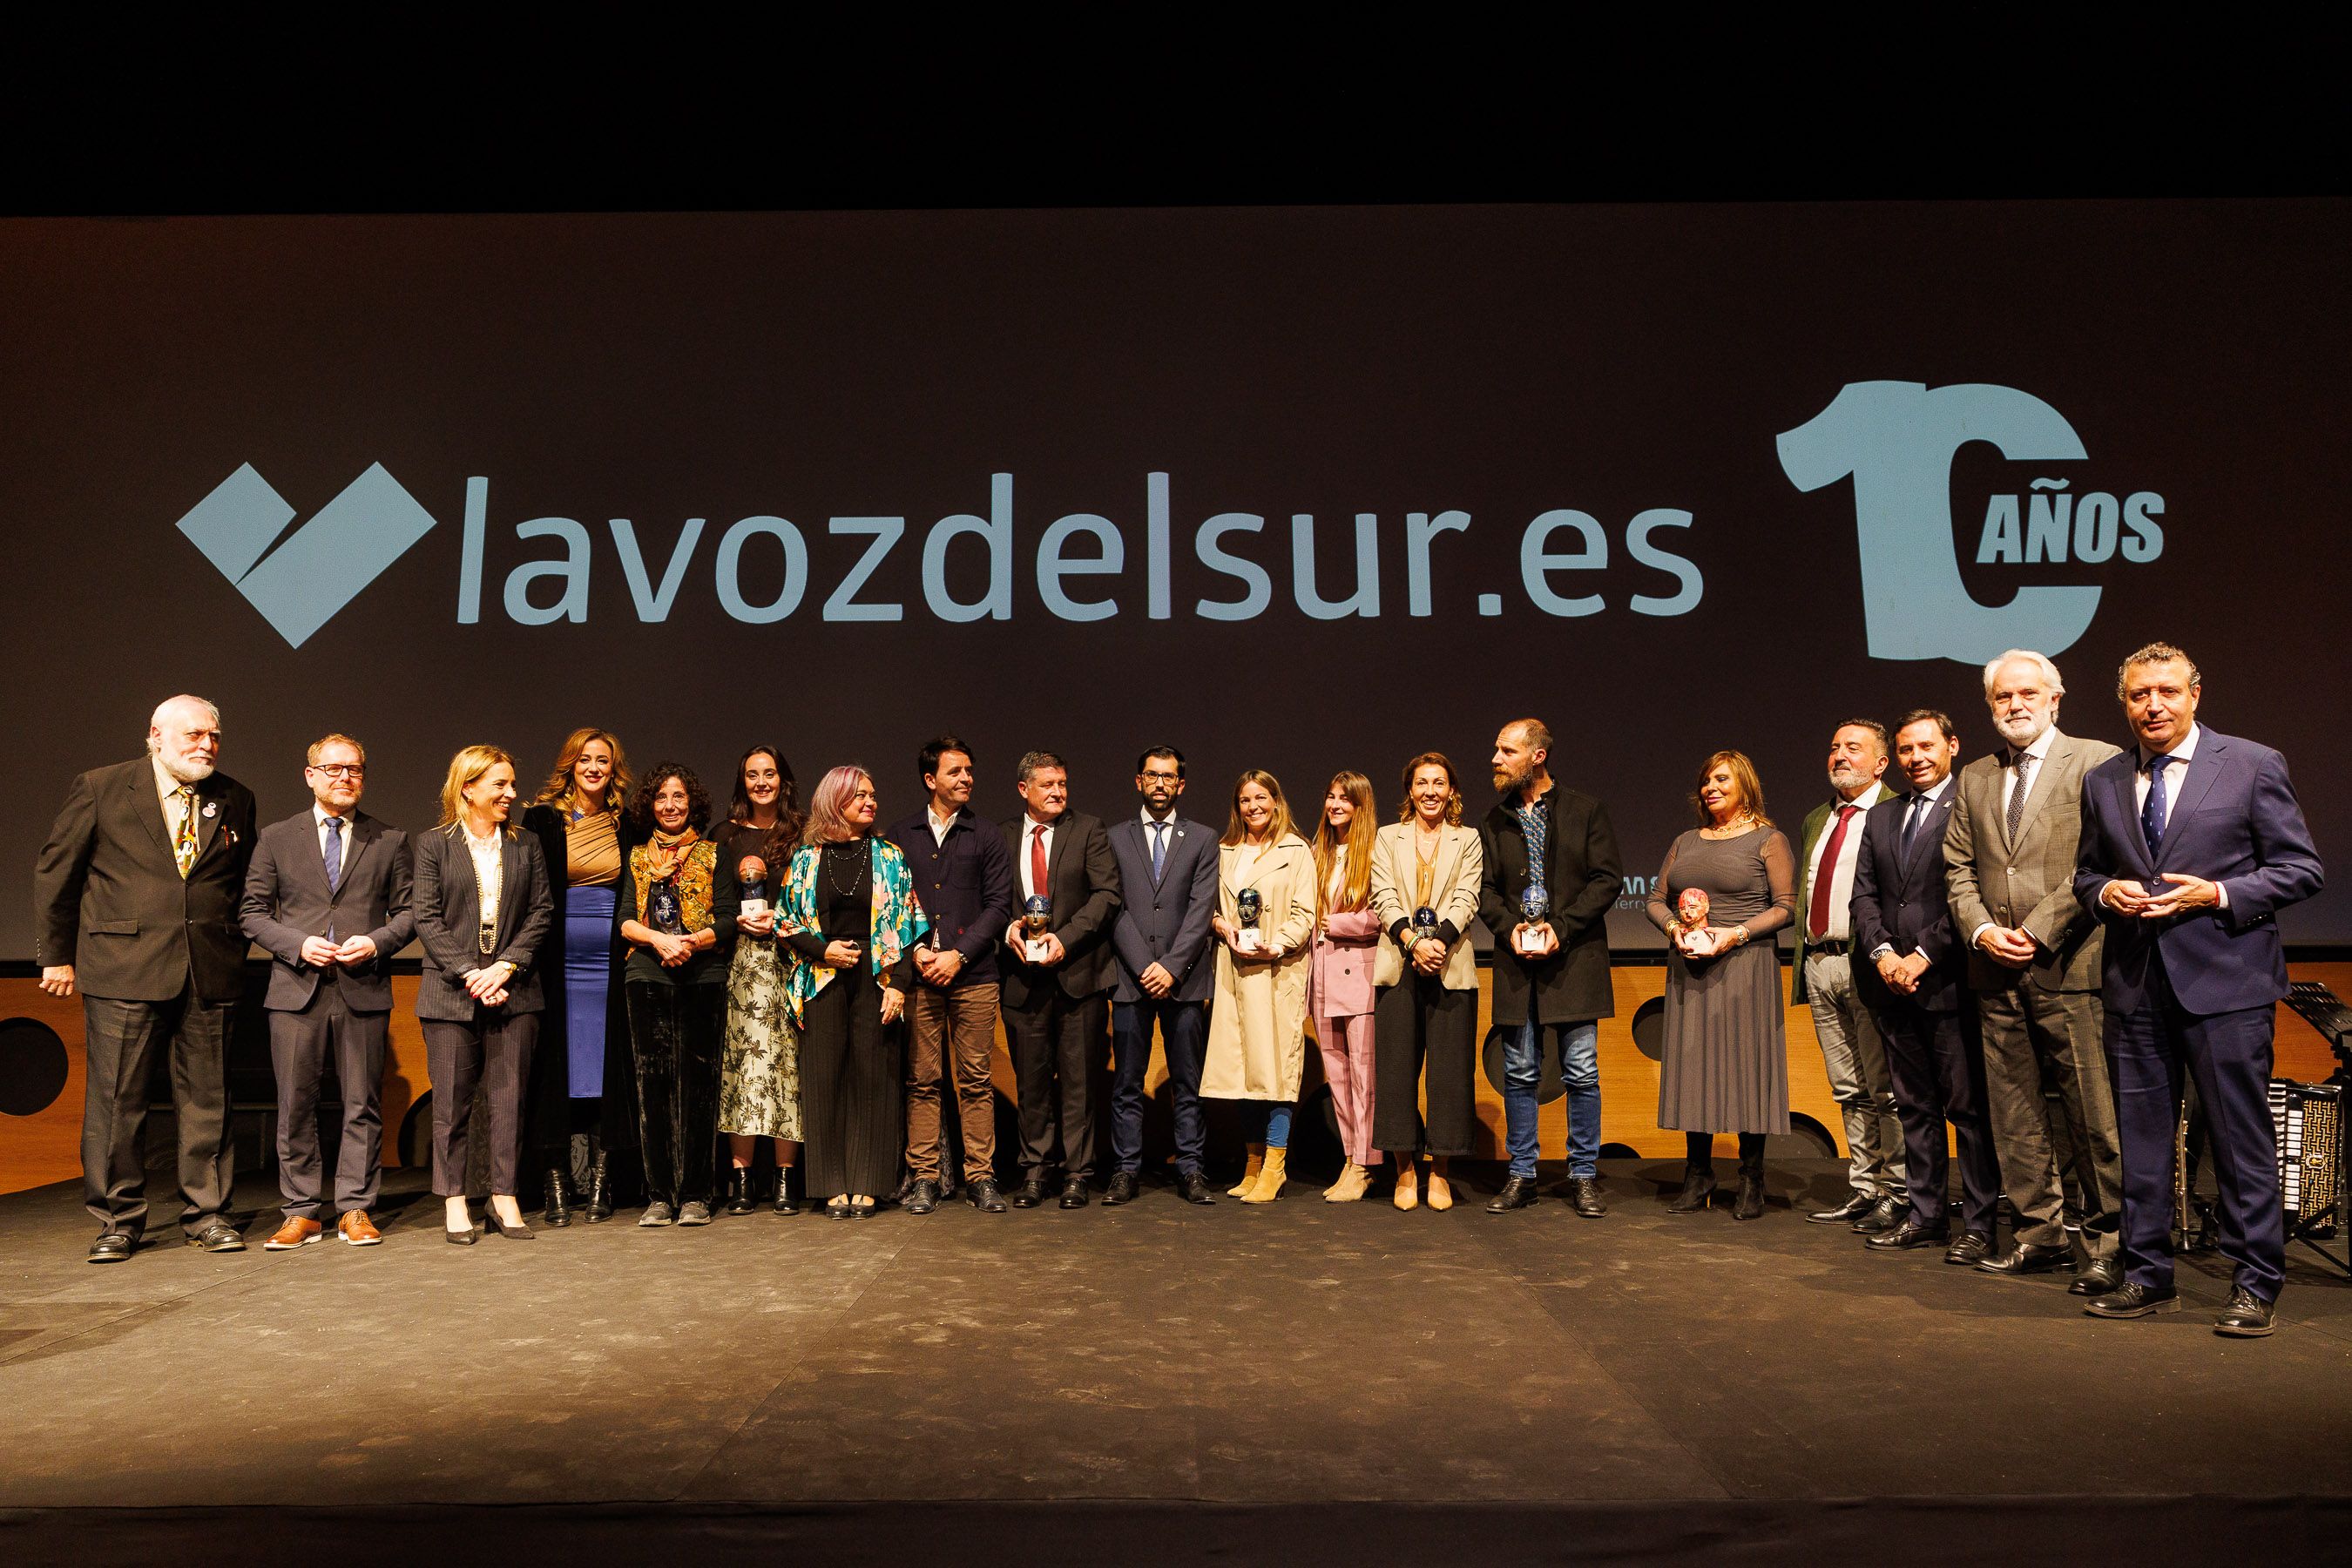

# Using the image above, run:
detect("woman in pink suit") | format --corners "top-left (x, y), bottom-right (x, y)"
top-left (1309, 772), bottom-right (1382, 1201)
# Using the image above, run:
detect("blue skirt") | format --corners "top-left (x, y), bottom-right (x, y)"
top-left (563, 885), bottom-right (619, 1098)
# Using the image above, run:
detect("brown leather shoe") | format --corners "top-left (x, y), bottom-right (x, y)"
top-left (337, 1211), bottom-right (383, 1247)
top-left (263, 1216), bottom-right (323, 1251)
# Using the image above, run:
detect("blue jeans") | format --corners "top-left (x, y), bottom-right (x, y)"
top-left (1254, 1101), bottom-right (1294, 1150)
top-left (1504, 1020), bottom-right (1599, 1179)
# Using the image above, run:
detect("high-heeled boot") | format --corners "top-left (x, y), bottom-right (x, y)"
top-left (1228, 1143), bottom-right (1265, 1198)
top-left (774, 1165), bottom-right (800, 1215)
top-left (724, 1166), bottom-right (755, 1215)
top-left (543, 1168), bottom-right (573, 1227)
top-left (584, 1150), bottom-right (614, 1223)
top-left (1240, 1146), bottom-right (1288, 1204)
top-left (1734, 1133), bottom-right (1767, 1221)
top-left (1667, 1132), bottom-right (1717, 1213)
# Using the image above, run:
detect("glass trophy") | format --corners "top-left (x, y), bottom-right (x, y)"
top-left (1024, 894), bottom-right (1054, 963)
top-left (1235, 888), bottom-right (1263, 952)
top-left (648, 875), bottom-right (686, 936)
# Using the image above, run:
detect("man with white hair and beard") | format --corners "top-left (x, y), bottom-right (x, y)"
top-left (1944, 651), bottom-right (2126, 1295)
top-left (35, 696), bottom-right (258, 1261)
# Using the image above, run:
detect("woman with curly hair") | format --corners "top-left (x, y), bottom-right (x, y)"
top-left (616, 762), bottom-right (740, 1227)
top-left (716, 746), bottom-right (806, 1215)
top-left (777, 766), bottom-right (924, 1219)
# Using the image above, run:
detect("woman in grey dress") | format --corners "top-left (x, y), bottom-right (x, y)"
top-left (1646, 749), bottom-right (1796, 1221)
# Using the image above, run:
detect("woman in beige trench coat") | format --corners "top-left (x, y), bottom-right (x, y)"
top-left (1201, 769), bottom-right (1316, 1204)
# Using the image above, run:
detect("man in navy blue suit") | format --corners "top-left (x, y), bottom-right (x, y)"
top-left (2073, 642), bottom-right (2323, 1335)
top-left (1850, 709), bottom-right (2003, 1264)
top-left (1102, 747), bottom-right (1221, 1206)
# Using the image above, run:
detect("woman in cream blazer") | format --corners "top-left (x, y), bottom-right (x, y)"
top-left (1202, 769), bottom-right (1316, 1204)
top-left (1369, 753), bottom-right (1484, 1211)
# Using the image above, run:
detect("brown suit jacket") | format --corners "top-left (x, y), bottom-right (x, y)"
top-left (1943, 728), bottom-right (2122, 993)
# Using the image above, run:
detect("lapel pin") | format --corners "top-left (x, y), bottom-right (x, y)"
top-left (202, 801), bottom-right (219, 819)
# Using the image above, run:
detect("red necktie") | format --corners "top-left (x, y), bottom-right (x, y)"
top-left (1807, 805), bottom-right (1858, 939)
top-left (1031, 823), bottom-right (1049, 901)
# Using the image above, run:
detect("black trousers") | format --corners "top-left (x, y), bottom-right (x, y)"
top-left (1372, 977), bottom-right (1477, 1157)
top-left (81, 986), bottom-right (234, 1239)
top-left (1875, 998), bottom-right (2002, 1236)
top-left (1004, 987), bottom-right (1107, 1181)
top-left (267, 978), bottom-right (389, 1218)
top-left (801, 966), bottom-right (903, 1198)
top-left (423, 1010), bottom-right (538, 1197)
top-left (623, 979), bottom-right (724, 1208)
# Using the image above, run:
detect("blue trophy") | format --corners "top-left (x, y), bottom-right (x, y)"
top-left (1516, 880), bottom-right (1549, 956)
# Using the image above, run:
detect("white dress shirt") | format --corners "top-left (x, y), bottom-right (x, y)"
top-left (463, 823), bottom-right (504, 953)
top-left (928, 804), bottom-right (958, 845)
top-left (1803, 787), bottom-right (1879, 943)
top-left (2134, 723), bottom-right (2225, 905)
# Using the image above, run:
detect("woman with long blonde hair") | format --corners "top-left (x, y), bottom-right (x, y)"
top-left (1308, 771), bottom-right (1383, 1201)
top-left (1202, 769), bottom-right (1317, 1202)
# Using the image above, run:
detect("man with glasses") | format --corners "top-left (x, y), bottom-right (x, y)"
top-left (239, 734), bottom-right (415, 1248)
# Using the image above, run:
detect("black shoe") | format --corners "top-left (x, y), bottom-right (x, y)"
top-left (1943, 1230), bottom-right (1994, 1267)
top-left (1177, 1169), bottom-right (1217, 1206)
top-left (1865, 1215), bottom-right (1949, 1251)
top-left (2214, 1286), bottom-right (2276, 1337)
top-left (1058, 1177), bottom-right (1090, 1210)
top-left (487, 1208), bottom-right (537, 1240)
top-left (966, 1177), bottom-right (1009, 1213)
top-left (1104, 1172), bottom-right (1140, 1206)
top-left (585, 1151), bottom-right (614, 1224)
top-left (724, 1168), bottom-right (755, 1215)
top-left (677, 1201), bottom-right (713, 1227)
top-left (774, 1170), bottom-right (800, 1216)
top-left (638, 1201), bottom-right (676, 1228)
top-left (544, 1169), bottom-right (574, 1228)
top-left (1566, 1176), bottom-right (1608, 1218)
top-left (2083, 1281), bottom-right (2180, 1319)
top-left (1977, 1240), bottom-right (2073, 1276)
top-left (87, 1232), bottom-right (132, 1264)
top-left (824, 1197), bottom-right (851, 1220)
top-left (848, 1198), bottom-right (877, 1219)
top-left (1732, 1173), bottom-right (1766, 1221)
top-left (1666, 1166), bottom-right (1717, 1213)
top-left (186, 1220), bottom-right (246, 1253)
top-left (905, 1179), bottom-right (942, 1215)
top-left (1808, 1192), bottom-right (1877, 1225)
top-left (2068, 1256), bottom-right (2124, 1296)
top-left (1850, 1194), bottom-right (1905, 1234)
top-left (1485, 1175), bottom-right (1541, 1213)
top-left (1010, 1178), bottom-right (1047, 1209)
top-left (445, 1225), bottom-right (477, 1246)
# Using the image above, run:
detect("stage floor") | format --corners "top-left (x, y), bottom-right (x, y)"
top-left (3, 1159), bottom-right (2349, 1563)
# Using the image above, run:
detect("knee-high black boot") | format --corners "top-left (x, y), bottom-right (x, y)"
top-left (1734, 1132), bottom-right (1767, 1221)
top-left (1668, 1131), bottom-right (1717, 1213)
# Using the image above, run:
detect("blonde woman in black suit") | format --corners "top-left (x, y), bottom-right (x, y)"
top-left (413, 745), bottom-right (555, 1244)
top-left (1369, 753), bottom-right (1484, 1212)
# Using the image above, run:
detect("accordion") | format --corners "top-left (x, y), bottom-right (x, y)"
top-left (2269, 1078), bottom-right (2342, 1221)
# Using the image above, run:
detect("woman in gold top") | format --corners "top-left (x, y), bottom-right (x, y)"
top-left (523, 728), bottom-right (636, 1224)
top-left (1369, 754), bottom-right (1484, 1211)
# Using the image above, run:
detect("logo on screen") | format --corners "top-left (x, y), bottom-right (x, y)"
top-left (175, 463), bottom-right (437, 649)
top-left (1776, 382), bottom-right (2163, 666)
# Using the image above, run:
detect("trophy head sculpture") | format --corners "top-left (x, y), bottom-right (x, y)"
top-left (1519, 882), bottom-right (1548, 927)
top-left (1023, 894), bottom-right (1052, 934)
top-left (1677, 888), bottom-right (1711, 929)
top-left (1237, 889), bottom-right (1262, 930)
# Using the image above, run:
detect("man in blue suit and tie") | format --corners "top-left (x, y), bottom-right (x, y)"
top-left (1103, 747), bottom-right (1221, 1206)
top-left (2074, 642), bottom-right (2324, 1335)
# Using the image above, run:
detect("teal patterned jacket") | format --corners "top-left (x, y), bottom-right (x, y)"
top-left (778, 836), bottom-right (929, 1030)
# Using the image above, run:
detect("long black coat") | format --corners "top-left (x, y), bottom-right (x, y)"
top-left (1477, 785), bottom-right (1622, 1025)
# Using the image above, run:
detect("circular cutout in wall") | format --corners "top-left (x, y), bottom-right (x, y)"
top-left (0, 1017), bottom-right (70, 1117)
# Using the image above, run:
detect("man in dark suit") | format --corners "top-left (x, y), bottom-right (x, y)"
top-left (885, 735), bottom-right (1017, 1215)
top-left (2074, 642), bottom-right (2324, 1335)
top-left (239, 733), bottom-right (415, 1249)
top-left (1850, 708), bottom-right (2002, 1264)
top-left (34, 695), bottom-right (257, 1261)
top-left (1478, 718), bottom-right (1623, 1215)
top-left (1103, 746), bottom-right (1221, 1207)
top-left (999, 750), bottom-right (1122, 1210)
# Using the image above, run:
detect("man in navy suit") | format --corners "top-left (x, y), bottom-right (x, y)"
top-left (1850, 709), bottom-right (2003, 1264)
top-left (1102, 747), bottom-right (1221, 1207)
top-left (2074, 642), bottom-right (2323, 1335)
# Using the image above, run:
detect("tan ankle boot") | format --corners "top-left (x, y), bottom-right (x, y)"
top-left (1323, 1161), bottom-right (1370, 1203)
top-left (1240, 1146), bottom-right (1288, 1203)
top-left (1392, 1157), bottom-right (1419, 1211)
top-left (1228, 1143), bottom-right (1266, 1198)
top-left (1425, 1159), bottom-right (1454, 1212)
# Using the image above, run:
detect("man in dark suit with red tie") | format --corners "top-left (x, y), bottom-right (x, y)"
top-left (999, 751), bottom-right (1122, 1210)
top-left (33, 695), bottom-right (257, 1261)
top-left (2074, 642), bottom-right (2324, 1335)
top-left (1850, 709), bottom-right (2003, 1264)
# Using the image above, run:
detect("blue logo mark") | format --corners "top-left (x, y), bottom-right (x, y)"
top-left (177, 463), bottom-right (436, 648)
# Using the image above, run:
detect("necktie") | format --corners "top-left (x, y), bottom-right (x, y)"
top-left (2142, 753), bottom-right (2169, 861)
top-left (323, 815), bottom-right (343, 895)
top-left (1807, 804), bottom-right (1858, 939)
top-left (1031, 823), bottom-right (1049, 902)
top-left (172, 786), bottom-right (198, 879)
top-left (1150, 821), bottom-right (1167, 882)
top-left (1900, 794), bottom-right (1927, 855)
top-left (2004, 751), bottom-right (2035, 843)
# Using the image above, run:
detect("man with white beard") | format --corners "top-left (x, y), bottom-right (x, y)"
top-left (1943, 652), bottom-right (2127, 1296)
top-left (35, 696), bottom-right (258, 1261)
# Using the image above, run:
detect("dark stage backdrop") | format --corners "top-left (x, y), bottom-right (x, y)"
top-left (3, 200), bottom-right (2345, 956)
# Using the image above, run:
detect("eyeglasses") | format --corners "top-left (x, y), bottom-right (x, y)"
top-left (310, 764), bottom-right (365, 780)
top-left (1140, 771), bottom-right (1181, 784)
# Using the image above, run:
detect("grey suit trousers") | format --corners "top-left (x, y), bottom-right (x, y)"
top-left (1977, 980), bottom-right (2122, 1254)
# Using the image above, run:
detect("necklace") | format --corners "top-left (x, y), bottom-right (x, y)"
top-left (1701, 813), bottom-right (1759, 840)
top-left (824, 837), bottom-right (869, 897)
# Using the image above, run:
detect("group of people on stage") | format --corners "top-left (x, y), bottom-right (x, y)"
top-left (30, 639), bottom-right (2323, 1336)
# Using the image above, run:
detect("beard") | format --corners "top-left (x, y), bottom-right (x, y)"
top-left (1992, 709), bottom-right (2050, 750)
top-left (158, 752), bottom-right (216, 784)
top-left (1492, 761), bottom-right (1528, 794)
